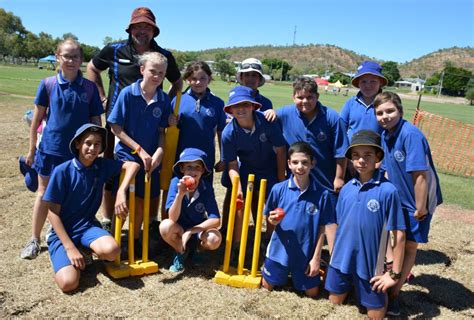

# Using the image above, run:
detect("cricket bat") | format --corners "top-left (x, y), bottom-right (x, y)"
top-left (160, 91), bottom-right (182, 191)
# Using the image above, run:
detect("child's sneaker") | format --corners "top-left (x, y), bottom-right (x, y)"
top-left (170, 252), bottom-right (187, 272)
top-left (20, 238), bottom-right (41, 259)
top-left (386, 297), bottom-right (401, 316)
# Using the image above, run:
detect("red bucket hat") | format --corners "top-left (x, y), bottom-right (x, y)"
top-left (126, 7), bottom-right (160, 37)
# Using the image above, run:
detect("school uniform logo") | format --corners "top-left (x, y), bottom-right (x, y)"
top-left (259, 133), bottom-right (268, 142)
top-left (80, 92), bottom-right (88, 102)
top-left (152, 107), bottom-right (162, 119)
top-left (195, 202), bottom-right (205, 214)
top-left (367, 199), bottom-right (380, 212)
top-left (317, 131), bottom-right (327, 141)
top-left (205, 108), bottom-right (215, 117)
top-left (306, 203), bottom-right (318, 215)
top-left (394, 150), bottom-right (405, 162)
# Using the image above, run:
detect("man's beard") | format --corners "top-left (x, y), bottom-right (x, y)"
top-left (132, 34), bottom-right (151, 46)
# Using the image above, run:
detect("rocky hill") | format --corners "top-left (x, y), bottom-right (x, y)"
top-left (186, 45), bottom-right (473, 78)
top-left (398, 47), bottom-right (474, 77)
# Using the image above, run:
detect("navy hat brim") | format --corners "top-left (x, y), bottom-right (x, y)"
top-left (69, 124), bottom-right (107, 156)
top-left (19, 156), bottom-right (38, 192)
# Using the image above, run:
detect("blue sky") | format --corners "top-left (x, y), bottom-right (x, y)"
top-left (1, 0), bottom-right (473, 63)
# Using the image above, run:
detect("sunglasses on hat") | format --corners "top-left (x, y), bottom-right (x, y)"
top-left (241, 63), bottom-right (262, 71)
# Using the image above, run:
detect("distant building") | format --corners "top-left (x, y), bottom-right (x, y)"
top-left (395, 77), bottom-right (425, 92)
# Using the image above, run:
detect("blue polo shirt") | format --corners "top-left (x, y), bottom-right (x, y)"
top-left (340, 92), bottom-right (383, 141)
top-left (176, 88), bottom-right (226, 169)
top-left (221, 111), bottom-right (286, 191)
top-left (263, 175), bottom-right (335, 268)
top-left (166, 176), bottom-right (220, 230)
top-left (43, 157), bottom-right (123, 235)
top-left (330, 170), bottom-right (406, 281)
top-left (381, 119), bottom-right (443, 216)
top-left (34, 72), bottom-right (104, 157)
top-left (277, 102), bottom-right (349, 191)
top-left (107, 80), bottom-right (171, 158)
top-left (255, 91), bottom-right (273, 112)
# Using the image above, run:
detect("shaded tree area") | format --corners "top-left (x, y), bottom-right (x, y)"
top-left (0, 9), bottom-right (99, 63)
top-left (426, 62), bottom-right (473, 97)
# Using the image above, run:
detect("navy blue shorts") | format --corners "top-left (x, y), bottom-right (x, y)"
top-left (34, 150), bottom-right (71, 177)
top-left (405, 212), bottom-right (432, 243)
top-left (325, 266), bottom-right (386, 309)
top-left (262, 258), bottom-right (321, 291)
top-left (47, 223), bottom-right (111, 273)
top-left (113, 154), bottom-right (160, 198)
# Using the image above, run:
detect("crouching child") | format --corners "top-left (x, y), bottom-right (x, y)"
top-left (43, 124), bottom-right (139, 292)
top-left (160, 148), bottom-right (222, 272)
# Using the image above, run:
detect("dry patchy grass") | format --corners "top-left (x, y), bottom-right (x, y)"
top-left (0, 95), bottom-right (472, 318)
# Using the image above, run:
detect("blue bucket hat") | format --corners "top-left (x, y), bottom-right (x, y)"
top-left (19, 156), bottom-right (38, 192)
top-left (69, 123), bottom-right (107, 156)
top-left (223, 86), bottom-right (262, 114)
top-left (173, 148), bottom-right (211, 177)
top-left (351, 61), bottom-right (388, 88)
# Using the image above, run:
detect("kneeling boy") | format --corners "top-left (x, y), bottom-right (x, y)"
top-left (262, 142), bottom-right (334, 297)
top-left (160, 148), bottom-right (221, 272)
top-left (44, 124), bottom-right (139, 292)
top-left (325, 130), bottom-right (406, 319)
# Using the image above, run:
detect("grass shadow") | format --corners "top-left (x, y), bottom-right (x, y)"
top-left (415, 249), bottom-right (451, 266)
top-left (409, 274), bottom-right (473, 311)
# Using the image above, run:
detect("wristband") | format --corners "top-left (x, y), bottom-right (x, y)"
top-left (131, 145), bottom-right (141, 155)
top-left (389, 269), bottom-right (402, 280)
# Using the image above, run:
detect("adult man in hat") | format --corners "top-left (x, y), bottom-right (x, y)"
top-left (87, 7), bottom-right (182, 234)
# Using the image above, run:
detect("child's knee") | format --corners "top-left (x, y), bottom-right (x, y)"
top-left (261, 277), bottom-right (274, 291)
top-left (99, 240), bottom-right (120, 261)
top-left (55, 267), bottom-right (80, 293)
top-left (202, 229), bottom-right (221, 250)
top-left (159, 219), bottom-right (175, 236)
top-left (328, 293), bottom-right (345, 305)
top-left (305, 286), bottom-right (320, 298)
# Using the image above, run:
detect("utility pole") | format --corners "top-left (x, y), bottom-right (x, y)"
top-left (293, 25), bottom-right (297, 46)
top-left (438, 71), bottom-right (444, 98)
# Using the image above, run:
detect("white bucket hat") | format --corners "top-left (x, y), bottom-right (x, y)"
top-left (236, 58), bottom-right (265, 87)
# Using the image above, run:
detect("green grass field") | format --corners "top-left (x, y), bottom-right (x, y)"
top-left (1, 64), bottom-right (472, 209)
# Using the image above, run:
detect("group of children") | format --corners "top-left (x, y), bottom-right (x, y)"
top-left (19, 39), bottom-right (443, 318)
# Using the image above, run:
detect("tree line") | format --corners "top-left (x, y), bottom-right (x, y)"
top-left (0, 9), bottom-right (99, 63)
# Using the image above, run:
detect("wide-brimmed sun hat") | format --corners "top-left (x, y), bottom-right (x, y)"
top-left (351, 61), bottom-right (388, 88)
top-left (236, 58), bottom-right (265, 87)
top-left (173, 148), bottom-right (211, 177)
top-left (344, 130), bottom-right (384, 160)
top-left (126, 7), bottom-right (160, 37)
top-left (69, 124), bottom-right (107, 156)
top-left (223, 86), bottom-right (262, 114)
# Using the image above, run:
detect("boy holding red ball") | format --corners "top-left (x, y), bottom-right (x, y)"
top-left (262, 142), bottom-right (335, 297)
top-left (159, 148), bottom-right (222, 272)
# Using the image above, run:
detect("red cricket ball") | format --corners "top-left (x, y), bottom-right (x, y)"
top-left (183, 176), bottom-right (196, 189)
top-left (236, 195), bottom-right (244, 210)
top-left (274, 208), bottom-right (285, 221)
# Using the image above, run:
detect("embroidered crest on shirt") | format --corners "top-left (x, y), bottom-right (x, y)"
top-left (195, 202), bottom-right (205, 213)
top-left (259, 133), bottom-right (268, 142)
top-left (80, 92), bottom-right (88, 102)
top-left (205, 108), bottom-right (215, 117)
top-left (394, 150), bottom-right (405, 162)
top-left (306, 203), bottom-right (318, 215)
top-left (367, 199), bottom-right (380, 212)
top-left (152, 107), bottom-right (162, 118)
top-left (317, 131), bottom-right (327, 141)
